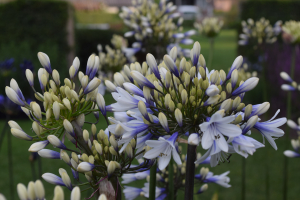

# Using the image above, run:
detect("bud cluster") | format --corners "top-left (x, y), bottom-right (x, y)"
top-left (280, 71), bottom-right (300, 91)
top-left (5, 52), bottom-right (152, 198)
top-left (106, 41), bottom-right (286, 169)
top-left (194, 17), bottom-right (224, 38)
top-left (239, 18), bottom-right (281, 46)
top-left (120, 0), bottom-right (195, 57)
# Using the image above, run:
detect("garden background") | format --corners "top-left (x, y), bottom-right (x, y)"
top-left (0, 0), bottom-right (300, 199)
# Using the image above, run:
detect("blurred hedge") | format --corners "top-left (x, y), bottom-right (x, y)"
top-left (0, 0), bottom-right (70, 96)
top-left (75, 29), bottom-right (124, 71)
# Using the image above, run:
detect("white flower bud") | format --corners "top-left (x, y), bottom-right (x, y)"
top-left (287, 120), bottom-right (298, 129)
top-left (73, 57), bottom-right (80, 71)
top-left (175, 108), bottom-right (183, 127)
top-left (169, 46), bottom-right (177, 61)
top-left (52, 69), bottom-right (60, 86)
top-left (53, 186), bottom-right (64, 200)
top-left (188, 133), bottom-right (199, 145)
top-left (8, 120), bottom-right (22, 130)
top-left (105, 80), bottom-right (117, 92)
top-left (11, 128), bottom-right (32, 141)
top-left (84, 78), bottom-right (101, 94)
top-left (30, 102), bottom-right (42, 119)
top-left (34, 180), bottom-right (45, 199)
top-left (27, 181), bottom-right (36, 200)
top-left (62, 98), bottom-right (71, 111)
top-left (26, 69), bottom-right (34, 87)
top-left (76, 114), bottom-right (85, 127)
top-left (77, 162), bottom-right (95, 172)
top-left (70, 187), bottom-right (81, 200)
top-left (107, 161), bottom-right (116, 175)
top-left (158, 112), bottom-right (169, 132)
top-left (53, 101), bottom-right (60, 120)
top-left (114, 72), bottom-right (125, 87)
top-left (206, 85), bottom-right (219, 97)
top-left (17, 183), bottom-right (28, 200)
top-left (98, 194), bottom-right (108, 200)
top-left (5, 86), bottom-right (25, 106)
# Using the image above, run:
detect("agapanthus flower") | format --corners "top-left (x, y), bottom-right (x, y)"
top-left (106, 41), bottom-right (285, 172)
top-left (239, 18), bottom-right (280, 46)
top-left (120, 0), bottom-right (194, 57)
top-left (282, 20), bottom-right (300, 44)
top-left (194, 17), bottom-right (224, 38)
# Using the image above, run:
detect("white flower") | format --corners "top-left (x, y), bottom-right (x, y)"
top-left (144, 132), bottom-right (182, 170)
top-left (200, 113), bottom-right (241, 152)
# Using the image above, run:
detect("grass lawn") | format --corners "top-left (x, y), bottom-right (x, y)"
top-left (75, 10), bottom-right (122, 26)
top-left (0, 30), bottom-right (298, 199)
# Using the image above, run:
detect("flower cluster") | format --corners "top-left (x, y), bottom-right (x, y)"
top-left (194, 17), bottom-right (224, 38)
top-left (282, 20), bottom-right (300, 44)
top-left (105, 41), bottom-right (286, 170)
top-left (5, 52), bottom-right (152, 198)
top-left (98, 34), bottom-right (136, 75)
top-left (119, 0), bottom-right (195, 57)
top-left (239, 18), bottom-right (281, 46)
top-left (0, 180), bottom-right (107, 200)
top-left (122, 155), bottom-right (231, 200)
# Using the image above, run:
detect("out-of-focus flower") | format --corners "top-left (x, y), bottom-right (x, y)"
top-left (282, 20), bottom-right (300, 44)
top-left (194, 17), bottom-right (224, 38)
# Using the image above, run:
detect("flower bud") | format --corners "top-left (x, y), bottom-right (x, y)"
top-left (107, 161), bottom-right (116, 176)
top-left (206, 85), bottom-right (219, 97)
top-left (175, 108), bottom-right (183, 127)
top-left (203, 95), bottom-right (220, 106)
top-left (232, 77), bottom-right (259, 96)
top-left (83, 130), bottom-right (89, 143)
top-left (188, 133), bottom-right (199, 145)
top-left (76, 114), bottom-right (85, 127)
top-left (220, 99), bottom-right (232, 111)
top-left (114, 72), bottom-right (125, 87)
top-left (26, 69), bottom-right (34, 87)
top-left (8, 120), bottom-right (22, 130)
top-left (244, 104), bottom-right (253, 119)
top-left (84, 78), bottom-right (101, 94)
top-left (158, 112), bottom-right (169, 133)
top-left (38, 52), bottom-right (52, 74)
top-left (232, 97), bottom-right (241, 110)
top-left (105, 80), bottom-right (117, 92)
top-left (11, 128), bottom-right (32, 141)
top-left (30, 102), bottom-right (42, 119)
top-left (27, 181), bottom-right (36, 200)
top-left (5, 86), bottom-right (25, 106)
top-left (17, 183), bottom-right (28, 200)
top-left (53, 186), bottom-right (64, 200)
top-left (34, 180), bottom-right (45, 199)
top-left (77, 162), bottom-right (95, 172)
top-left (130, 71), bottom-right (155, 89)
top-left (95, 142), bottom-right (103, 155)
top-left (52, 69), bottom-right (60, 86)
top-left (47, 135), bottom-right (67, 149)
top-left (199, 54), bottom-right (206, 67)
top-left (28, 140), bottom-right (49, 152)
top-left (164, 55), bottom-right (179, 77)
top-left (70, 187), bottom-right (81, 200)
top-left (96, 93), bottom-right (106, 116)
top-left (181, 89), bottom-right (187, 105)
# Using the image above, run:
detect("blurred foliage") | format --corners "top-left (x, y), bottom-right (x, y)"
top-left (0, 0), bottom-right (70, 96)
top-left (75, 29), bottom-right (124, 72)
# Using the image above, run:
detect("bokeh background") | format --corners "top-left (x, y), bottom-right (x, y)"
top-left (0, 0), bottom-right (300, 199)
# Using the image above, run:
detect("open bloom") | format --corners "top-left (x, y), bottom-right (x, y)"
top-left (144, 132), bottom-right (182, 170)
top-left (230, 135), bottom-right (264, 158)
top-left (254, 110), bottom-right (286, 150)
top-left (200, 113), bottom-right (241, 152)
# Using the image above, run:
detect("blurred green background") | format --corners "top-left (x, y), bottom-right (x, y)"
top-left (0, 0), bottom-right (299, 199)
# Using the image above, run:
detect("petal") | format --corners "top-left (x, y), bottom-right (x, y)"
top-left (158, 154), bottom-right (171, 170)
top-left (172, 148), bottom-right (182, 165)
top-left (201, 131), bottom-right (213, 149)
top-left (215, 135), bottom-right (228, 152)
top-left (216, 123), bottom-right (241, 137)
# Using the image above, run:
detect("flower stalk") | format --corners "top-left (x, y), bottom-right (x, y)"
top-left (184, 144), bottom-right (197, 200)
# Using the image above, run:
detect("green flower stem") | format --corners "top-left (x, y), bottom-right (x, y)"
top-left (283, 44), bottom-right (297, 200)
top-left (168, 158), bottom-right (174, 200)
top-left (149, 161), bottom-right (157, 200)
top-left (208, 38), bottom-right (214, 68)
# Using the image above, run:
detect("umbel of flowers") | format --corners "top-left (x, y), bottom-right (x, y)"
top-left (119, 0), bottom-right (195, 59)
top-left (194, 17), bottom-right (224, 38)
top-left (122, 154), bottom-right (231, 200)
top-left (5, 53), bottom-right (153, 199)
top-left (239, 18), bottom-right (281, 46)
top-left (105, 41), bottom-right (286, 198)
top-left (0, 180), bottom-right (108, 200)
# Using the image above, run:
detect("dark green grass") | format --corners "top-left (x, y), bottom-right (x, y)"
top-left (0, 30), bottom-right (298, 199)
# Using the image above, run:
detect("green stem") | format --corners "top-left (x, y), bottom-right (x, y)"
top-left (149, 161), bottom-right (157, 200)
top-left (208, 38), bottom-right (214, 68)
top-left (184, 144), bottom-right (197, 200)
top-left (283, 45), bottom-right (297, 200)
top-left (168, 158), bottom-right (174, 200)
